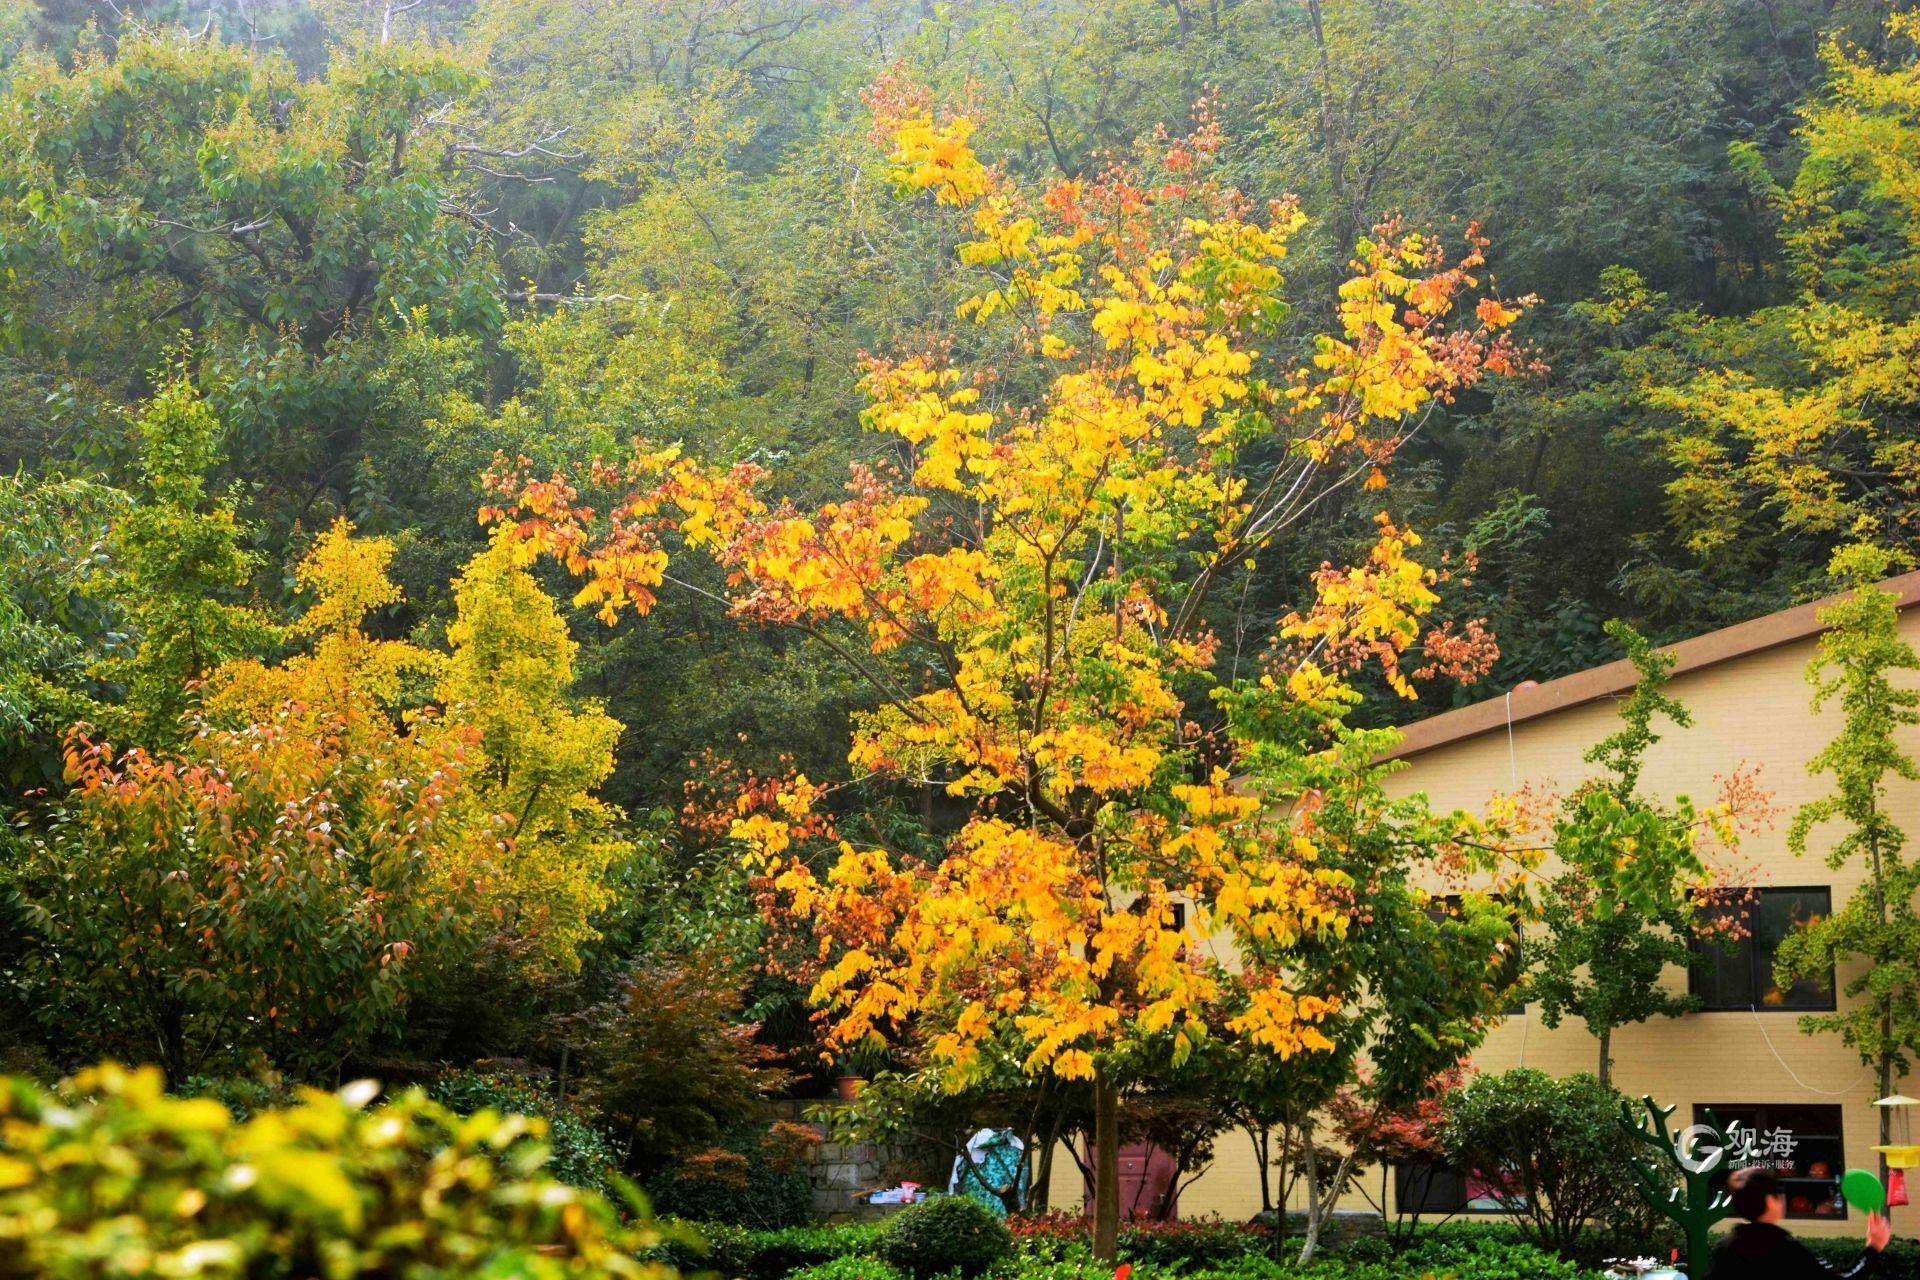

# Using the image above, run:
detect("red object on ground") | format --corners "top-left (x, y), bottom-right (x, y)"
top-left (1890, 1169), bottom-right (1909, 1207)
top-left (1113, 1266), bottom-right (1132, 1280)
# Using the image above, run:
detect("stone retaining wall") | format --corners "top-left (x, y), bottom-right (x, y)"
top-left (769, 1099), bottom-right (948, 1223)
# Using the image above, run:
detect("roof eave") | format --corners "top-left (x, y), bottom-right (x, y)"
top-left (1381, 570), bottom-right (1920, 763)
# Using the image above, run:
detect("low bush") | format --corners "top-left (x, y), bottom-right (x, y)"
top-left (0, 1062), bottom-right (669, 1279)
top-left (1805, 1235), bottom-right (1920, 1273)
top-left (789, 1256), bottom-right (912, 1280)
top-left (876, 1195), bottom-right (1015, 1278)
top-left (1009, 1214), bottom-right (1268, 1267)
top-left (650, 1127), bottom-right (815, 1229)
top-left (1098, 1237), bottom-right (1600, 1280)
top-left (655, 1220), bottom-right (880, 1280)
top-left (430, 1065), bottom-right (621, 1197)
top-left (175, 1073), bottom-right (296, 1119)
top-left (1365, 1233), bottom-right (1604, 1280)
top-left (686, 1216), bottom-right (1614, 1280)
top-left (1000, 1262), bottom-right (1129, 1280)
top-left (990, 1238), bottom-right (1605, 1280)
top-left (1441, 1069), bottom-right (1648, 1255)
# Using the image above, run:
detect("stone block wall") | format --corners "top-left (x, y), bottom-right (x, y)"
top-left (769, 1100), bottom-right (947, 1223)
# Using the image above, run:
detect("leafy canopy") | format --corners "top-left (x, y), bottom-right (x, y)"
top-left (483, 90), bottom-right (1528, 1091)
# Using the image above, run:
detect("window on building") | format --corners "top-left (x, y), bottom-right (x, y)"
top-left (1689, 887), bottom-right (1834, 1011)
top-left (1693, 1104), bottom-right (1846, 1220)
top-left (1432, 894), bottom-right (1525, 1015)
top-left (1394, 1161), bottom-right (1521, 1215)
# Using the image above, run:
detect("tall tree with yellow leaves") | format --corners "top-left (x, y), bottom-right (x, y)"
top-left (442, 533), bottom-right (629, 976)
top-left (482, 87), bottom-right (1528, 1257)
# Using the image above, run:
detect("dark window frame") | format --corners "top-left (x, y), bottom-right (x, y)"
top-left (1688, 886), bottom-right (1836, 1013)
top-left (1393, 1160), bottom-right (1522, 1216)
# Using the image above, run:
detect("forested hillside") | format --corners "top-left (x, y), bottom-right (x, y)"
top-left (1, 0), bottom-right (1917, 1099)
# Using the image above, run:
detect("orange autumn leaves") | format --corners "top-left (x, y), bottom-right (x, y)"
top-left (481, 91), bottom-right (1528, 1086)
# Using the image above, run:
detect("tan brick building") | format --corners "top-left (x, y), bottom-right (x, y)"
top-left (1054, 573), bottom-right (1920, 1236)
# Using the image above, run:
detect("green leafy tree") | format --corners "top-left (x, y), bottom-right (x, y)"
top-left (1220, 686), bottom-right (1522, 1262)
top-left (0, 471), bottom-right (120, 786)
top-left (442, 532), bottom-right (630, 976)
top-left (89, 377), bottom-right (279, 747)
top-left (0, 30), bottom-right (501, 538)
top-left (1776, 547), bottom-right (1920, 1177)
top-left (1530, 620), bottom-right (1739, 1087)
top-left (1645, 16), bottom-right (1920, 573)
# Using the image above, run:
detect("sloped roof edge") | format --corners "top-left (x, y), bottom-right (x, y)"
top-left (1382, 570), bottom-right (1920, 763)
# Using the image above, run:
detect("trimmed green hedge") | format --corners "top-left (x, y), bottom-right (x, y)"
top-left (790, 1258), bottom-right (911, 1280)
top-left (659, 1220), bottom-right (881, 1280)
top-left (1805, 1235), bottom-right (1920, 1272)
top-left (686, 1216), bottom-right (1914, 1280)
top-left (675, 1219), bottom-right (1605, 1280)
top-left (1305, 1235), bottom-right (1607, 1280)
top-left (875, 1197), bottom-right (1014, 1278)
top-left (1010, 1214), bottom-right (1267, 1267)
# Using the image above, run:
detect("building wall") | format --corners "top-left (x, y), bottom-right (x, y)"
top-left (1061, 609), bottom-right (1920, 1235)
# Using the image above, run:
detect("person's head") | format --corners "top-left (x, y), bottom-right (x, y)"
top-left (1727, 1167), bottom-right (1786, 1223)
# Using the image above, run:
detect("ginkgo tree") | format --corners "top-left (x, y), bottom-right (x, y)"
top-left (211, 520), bottom-right (631, 983)
top-left (483, 87), bottom-right (1529, 1257)
top-left (14, 501), bottom-right (630, 1078)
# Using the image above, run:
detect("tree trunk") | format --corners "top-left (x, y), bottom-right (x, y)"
top-left (1034, 1122), bottom-right (1056, 1211)
top-left (1251, 1125), bottom-right (1273, 1216)
top-left (1598, 1026), bottom-right (1612, 1090)
top-left (1297, 1121), bottom-right (1322, 1266)
top-left (1873, 818), bottom-right (1892, 1182)
top-left (1092, 1068), bottom-right (1121, 1262)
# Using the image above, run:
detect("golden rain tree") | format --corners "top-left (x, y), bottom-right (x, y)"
top-left (483, 88), bottom-right (1528, 1257)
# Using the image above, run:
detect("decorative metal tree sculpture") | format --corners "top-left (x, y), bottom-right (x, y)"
top-left (1620, 1096), bottom-right (1736, 1277)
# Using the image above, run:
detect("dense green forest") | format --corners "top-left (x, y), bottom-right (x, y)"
top-left (1, 1), bottom-right (1910, 796)
top-left (2, 0), bottom-right (1920, 1205)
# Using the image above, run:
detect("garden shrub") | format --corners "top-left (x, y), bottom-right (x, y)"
top-left (430, 1065), bottom-right (621, 1197)
top-left (175, 1073), bottom-right (294, 1120)
top-left (1361, 1218), bottom-right (1643, 1269)
top-left (0, 1062), bottom-right (671, 1279)
top-left (1441, 1068), bottom-right (1646, 1254)
top-left (658, 1221), bottom-right (881, 1280)
top-left (1377, 1233), bottom-right (1604, 1280)
top-left (1805, 1235), bottom-right (1920, 1272)
top-left (1003, 1261), bottom-right (1139, 1280)
top-left (650, 1129), bottom-right (814, 1228)
top-left (876, 1195), bottom-right (1015, 1278)
top-left (693, 1220), bottom-right (1606, 1280)
top-left (1009, 1214), bottom-right (1267, 1267)
top-left (1143, 1238), bottom-right (1604, 1280)
top-left (788, 1256), bottom-right (912, 1280)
